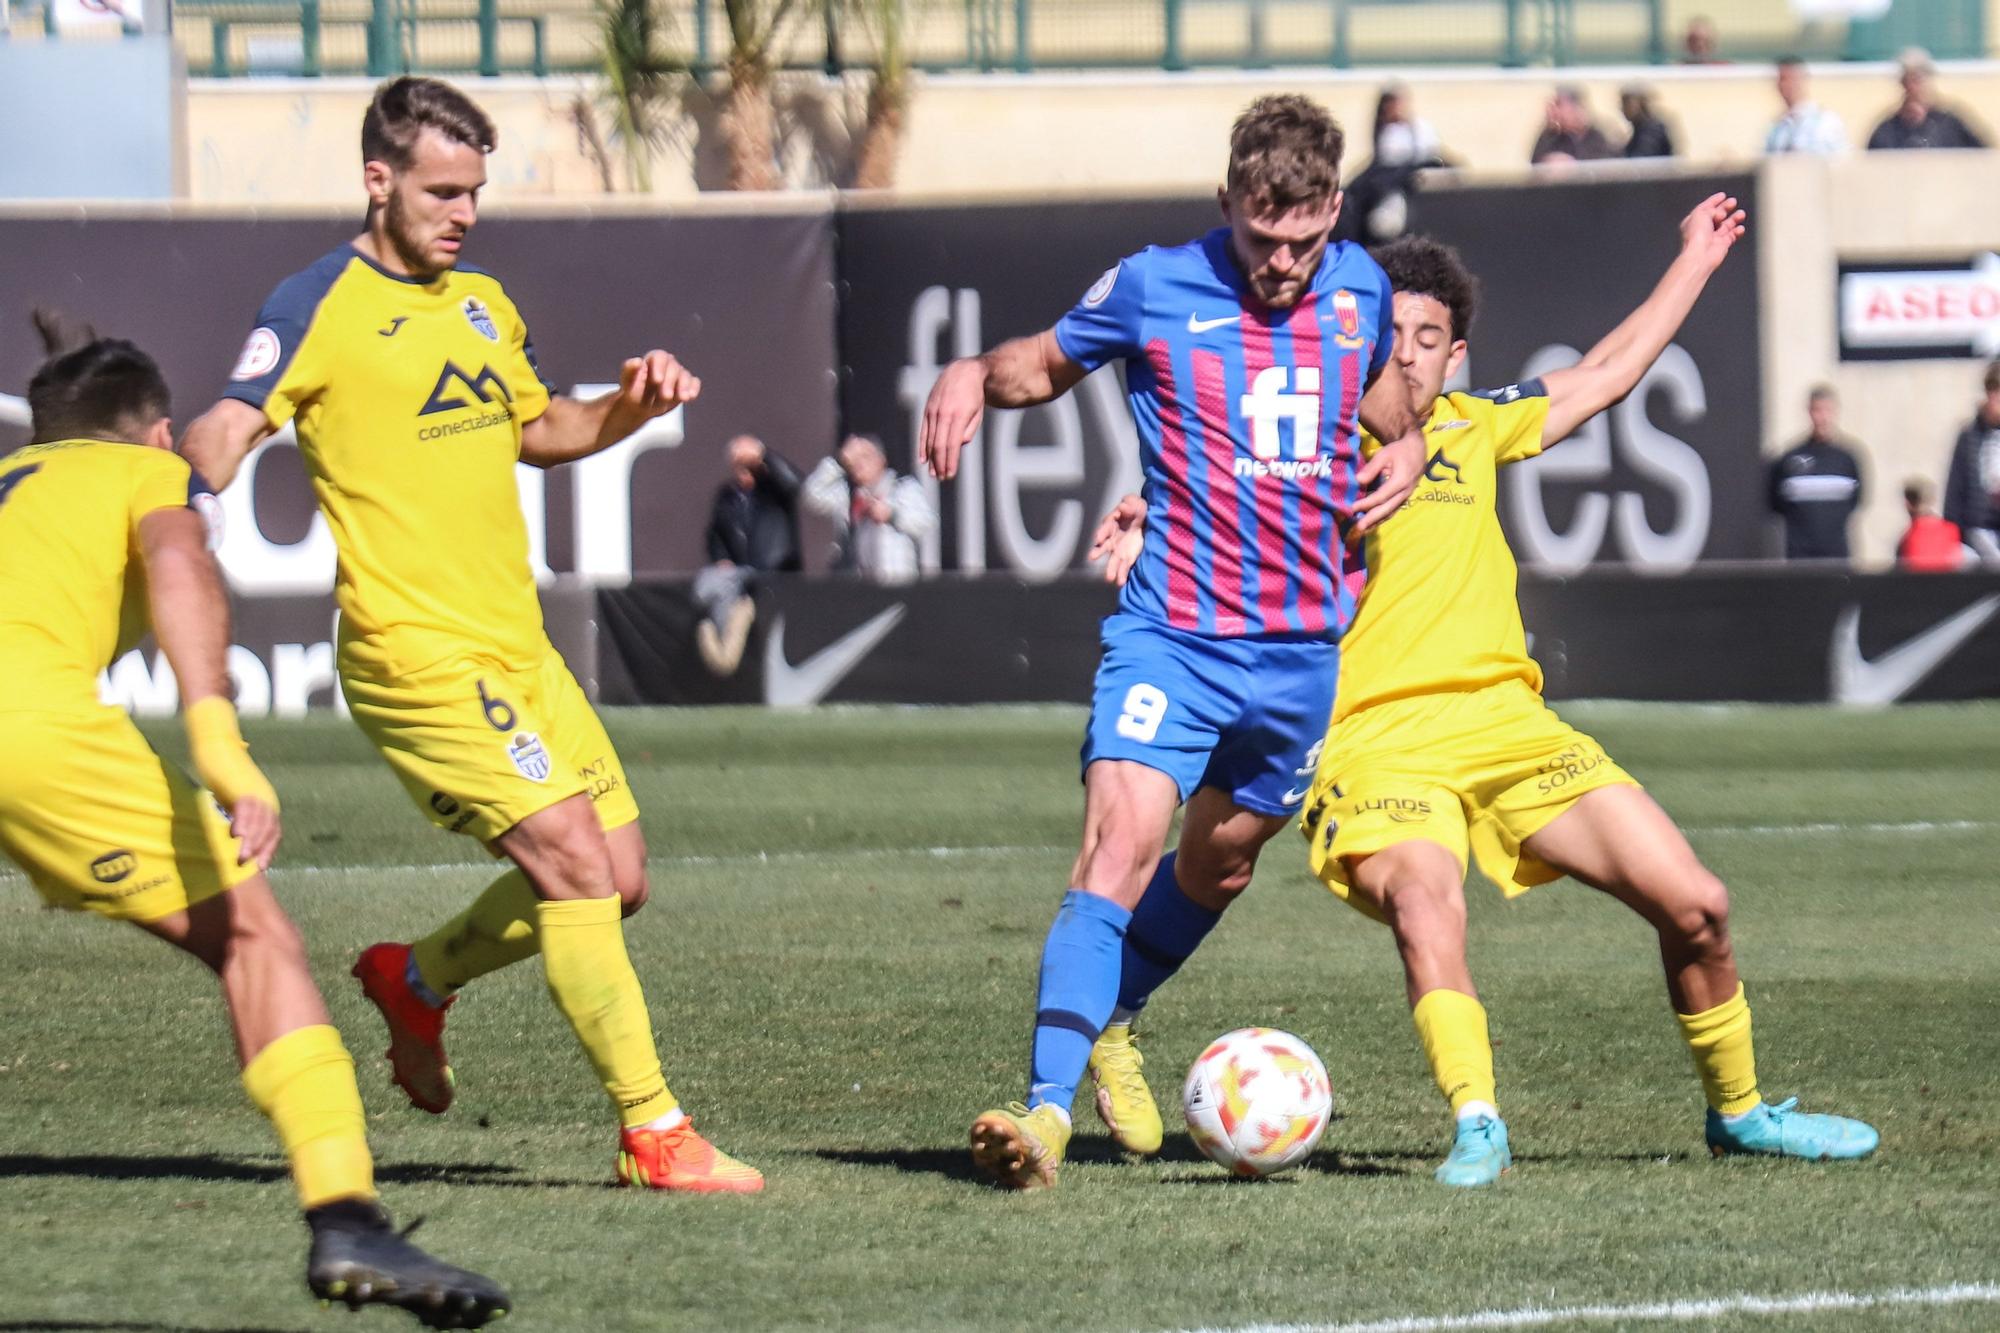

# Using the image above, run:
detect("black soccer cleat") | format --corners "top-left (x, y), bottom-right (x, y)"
top-left (305, 1199), bottom-right (512, 1329)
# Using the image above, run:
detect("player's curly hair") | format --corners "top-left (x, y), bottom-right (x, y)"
top-left (362, 76), bottom-right (497, 169)
top-left (1371, 236), bottom-right (1481, 342)
top-left (25, 309), bottom-right (170, 446)
top-left (1226, 95), bottom-right (1344, 210)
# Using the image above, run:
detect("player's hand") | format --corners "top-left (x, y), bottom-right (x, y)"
top-left (617, 350), bottom-right (702, 422)
top-left (919, 358), bottom-right (989, 480)
top-left (1679, 192), bottom-right (1747, 273)
top-left (228, 794), bottom-right (283, 872)
top-left (1349, 431), bottom-right (1424, 538)
top-left (1089, 493), bottom-right (1148, 587)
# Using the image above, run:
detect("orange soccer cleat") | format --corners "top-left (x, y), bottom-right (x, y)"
top-left (351, 942), bottom-right (456, 1115)
top-left (616, 1121), bottom-right (765, 1194)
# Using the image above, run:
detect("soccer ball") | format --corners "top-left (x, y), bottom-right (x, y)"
top-left (1182, 1027), bottom-right (1333, 1177)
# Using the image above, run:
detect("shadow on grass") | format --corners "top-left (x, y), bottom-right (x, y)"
top-left (0, 1323), bottom-right (301, 1332)
top-left (0, 1154), bottom-right (605, 1191)
top-left (806, 1146), bottom-right (988, 1184)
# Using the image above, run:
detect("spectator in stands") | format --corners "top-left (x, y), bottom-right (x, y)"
top-left (1943, 362), bottom-right (2000, 563)
top-left (804, 434), bottom-right (937, 585)
top-left (1868, 49), bottom-right (1987, 151)
top-left (1680, 15), bottom-right (1724, 65)
top-left (1765, 56), bottom-right (1848, 155)
top-left (1337, 84), bottom-right (1449, 246)
top-left (695, 433), bottom-right (804, 673)
top-left (1531, 87), bottom-right (1614, 165)
top-left (1898, 478), bottom-right (1964, 572)
top-left (1619, 84), bottom-right (1676, 158)
top-left (1768, 385), bottom-right (1863, 560)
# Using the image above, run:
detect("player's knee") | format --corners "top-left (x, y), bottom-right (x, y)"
top-left (224, 886), bottom-right (310, 971)
top-left (1665, 871), bottom-right (1732, 958)
top-left (614, 860), bottom-right (650, 916)
top-left (532, 820), bottom-right (618, 900)
top-left (1382, 874), bottom-right (1466, 939)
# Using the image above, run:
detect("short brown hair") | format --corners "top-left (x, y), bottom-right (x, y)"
top-left (1226, 95), bottom-right (1344, 210)
top-left (362, 76), bottom-right (496, 169)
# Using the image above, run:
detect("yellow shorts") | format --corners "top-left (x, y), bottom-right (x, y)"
top-left (0, 707), bottom-right (255, 923)
top-left (1300, 679), bottom-right (1637, 918)
top-left (341, 646), bottom-right (639, 845)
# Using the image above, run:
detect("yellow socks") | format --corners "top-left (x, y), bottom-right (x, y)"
top-left (410, 868), bottom-right (542, 998)
top-left (241, 1024), bottom-right (376, 1209)
top-left (1412, 988), bottom-right (1497, 1115)
top-left (537, 895), bottom-right (679, 1128)
top-left (1677, 982), bottom-right (1761, 1115)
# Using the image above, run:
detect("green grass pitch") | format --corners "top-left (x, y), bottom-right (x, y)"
top-left (2, 703), bottom-right (1996, 1331)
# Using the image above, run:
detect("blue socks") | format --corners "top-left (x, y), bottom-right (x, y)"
top-left (1117, 852), bottom-right (1223, 1016)
top-left (1027, 890), bottom-right (1133, 1113)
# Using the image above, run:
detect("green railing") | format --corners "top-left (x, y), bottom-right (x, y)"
top-left (17, 0), bottom-right (1986, 79)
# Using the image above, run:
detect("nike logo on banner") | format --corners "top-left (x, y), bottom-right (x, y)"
top-left (763, 604), bottom-right (908, 707)
top-left (1828, 595), bottom-right (2000, 705)
top-left (1187, 313), bottom-right (1238, 333)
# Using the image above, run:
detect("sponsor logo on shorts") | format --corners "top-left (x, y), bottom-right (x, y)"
top-left (1359, 796), bottom-right (1432, 823)
top-left (429, 791), bottom-right (476, 833)
top-left (90, 850), bottom-right (136, 884)
top-left (1536, 743), bottom-right (1607, 794)
top-left (579, 757), bottom-right (622, 803)
top-left (508, 732), bottom-right (552, 783)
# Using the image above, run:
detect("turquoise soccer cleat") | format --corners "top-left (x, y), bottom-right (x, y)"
top-left (1435, 1114), bottom-right (1511, 1187)
top-left (1706, 1097), bottom-right (1879, 1160)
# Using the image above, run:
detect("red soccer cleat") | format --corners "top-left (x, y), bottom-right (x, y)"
top-left (616, 1121), bottom-right (764, 1194)
top-left (351, 942), bottom-right (456, 1115)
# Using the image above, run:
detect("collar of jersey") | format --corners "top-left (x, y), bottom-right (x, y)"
top-left (347, 244), bottom-right (450, 289)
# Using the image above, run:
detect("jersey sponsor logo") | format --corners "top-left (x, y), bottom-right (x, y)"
top-left (1829, 595), bottom-right (2000, 705)
top-left (1241, 365), bottom-right (1322, 462)
top-left (419, 361), bottom-right (513, 417)
top-left (378, 317), bottom-right (408, 337)
top-left (1234, 455), bottom-right (1334, 480)
top-left (462, 296), bottom-right (500, 341)
top-left (1423, 448), bottom-right (1464, 484)
top-left (1187, 312), bottom-right (1238, 333)
top-left (1083, 266), bottom-right (1119, 307)
top-left (90, 850), bottom-right (137, 884)
top-left (230, 327), bottom-right (282, 380)
top-left (508, 731), bottom-right (552, 783)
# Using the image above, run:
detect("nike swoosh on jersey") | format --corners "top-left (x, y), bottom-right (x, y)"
top-left (1186, 313), bottom-right (1238, 333)
top-left (1828, 595), bottom-right (2000, 705)
top-left (763, 604), bottom-right (908, 707)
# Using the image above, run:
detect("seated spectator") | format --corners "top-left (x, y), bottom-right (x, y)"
top-left (1868, 49), bottom-right (1987, 150)
top-left (1620, 84), bottom-right (1676, 158)
top-left (1897, 478), bottom-right (1965, 572)
top-left (1943, 362), bottom-right (2000, 563)
top-left (696, 433), bottom-right (803, 673)
top-left (1680, 15), bottom-right (1724, 65)
top-left (1765, 56), bottom-right (1847, 155)
top-left (1336, 84), bottom-right (1449, 246)
top-left (803, 434), bottom-right (937, 585)
top-left (1531, 86), bottom-right (1614, 165)
top-left (1768, 385), bottom-right (1863, 560)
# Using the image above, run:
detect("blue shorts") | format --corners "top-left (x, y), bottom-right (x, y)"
top-left (1080, 613), bottom-right (1340, 817)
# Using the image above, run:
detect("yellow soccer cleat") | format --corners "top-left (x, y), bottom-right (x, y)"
top-left (617, 1121), bottom-right (765, 1194)
top-left (969, 1102), bottom-right (1071, 1190)
top-left (1089, 1023), bottom-right (1164, 1155)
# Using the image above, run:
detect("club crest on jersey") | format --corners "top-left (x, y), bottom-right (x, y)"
top-left (462, 296), bottom-right (500, 342)
top-left (508, 732), bottom-right (552, 783)
top-left (1332, 289), bottom-right (1366, 349)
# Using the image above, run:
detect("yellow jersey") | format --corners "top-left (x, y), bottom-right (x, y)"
top-left (223, 246), bottom-right (553, 675)
top-left (0, 439), bottom-right (211, 713)
top-left (1334, 383), bottom-right (1552, 721)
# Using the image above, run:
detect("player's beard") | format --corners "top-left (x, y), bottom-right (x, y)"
top-left (382, 190), bottom-right (456, 280)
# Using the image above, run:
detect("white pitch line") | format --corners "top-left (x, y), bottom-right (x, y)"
top-left (1686, 818), bottom-right (1992, 836)
top-left (1181, 1280), bottom-right (2000, 1333)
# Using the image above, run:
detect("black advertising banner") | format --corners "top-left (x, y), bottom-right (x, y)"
top-left (0, 211), bottom-right (840, 579)
top-left (1407, 172), bottom-right (1766, 569)
top-left (599, 569), bottom-right (2000, 708)
top-left (835, 195), bottom-right (1218, 578)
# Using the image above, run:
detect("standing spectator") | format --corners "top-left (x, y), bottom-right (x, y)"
top-left (1619, 84), bottom-right (1677, 158)
top-left (1531, 86), bottom-right (1614, 164)
top-left (1897, 478), bottom-right (1964, 572)
top-left (1765, 56), bottom-right (1848, 155)
top-left (1943, 362), bottom-right (2000, 562)
top-left (1768, 385), bottom-right (1864, 560)
top-left (1868, 49), bottom-right (1987, 151)
top-left (1337, 83), bottom-right (1449, 246)
top-left (1680, 16), bottom-right (1724, 64)
top-left (695, 433), bottom-right (803, 673)
top-left (803, 433), bottom-right (937, 585)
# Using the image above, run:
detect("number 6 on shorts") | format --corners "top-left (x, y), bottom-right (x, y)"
top-left (1115, 683), bottom-right (1169, 743)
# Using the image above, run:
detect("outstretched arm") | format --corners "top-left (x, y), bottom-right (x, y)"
top-left (918, 329), bottom-right (1088, 480)
top-left (1538, 193), bottom-right (1747, 448)
top-left (519, 350), bottom-right (700, 468)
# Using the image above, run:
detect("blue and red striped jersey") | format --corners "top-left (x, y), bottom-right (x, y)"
top-left (1056, 227), bottom-right (1392, 640)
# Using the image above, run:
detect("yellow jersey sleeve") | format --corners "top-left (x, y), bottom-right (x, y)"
top-left (1465, 379), bottom-right (1553, 465)
top-left (222, 249), bottom-right (350, 429)
top-left (125, 450), bottom-right (204, 538)
top-left (484, 283), bottom-right (553, 426)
